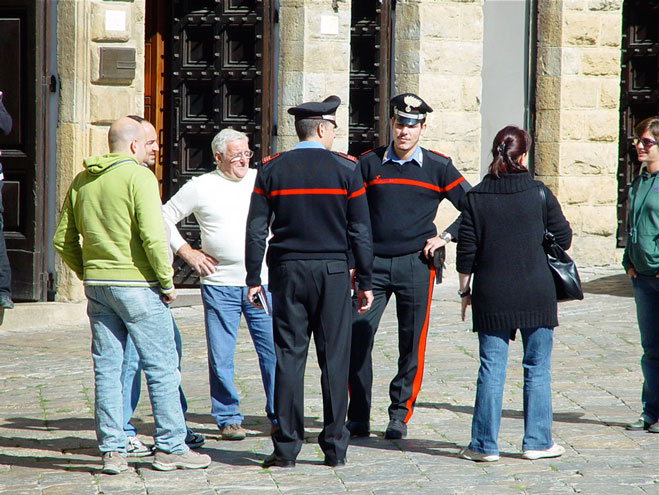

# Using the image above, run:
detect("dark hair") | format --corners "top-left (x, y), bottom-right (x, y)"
top-left (634, 116), bottom-right (659, 141)
top-left (127, 114), bottom-right (145, 123)
top-left (488, 125), bottom-right (532, 177)
top-left (294, 118), bottom-right (332, 140)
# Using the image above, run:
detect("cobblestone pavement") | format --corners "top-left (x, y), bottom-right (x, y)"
top-left (0, 266), bottom-right (657, 494)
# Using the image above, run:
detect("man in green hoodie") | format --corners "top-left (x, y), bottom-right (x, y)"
top-left (53, 117), bottom-right (211, 474)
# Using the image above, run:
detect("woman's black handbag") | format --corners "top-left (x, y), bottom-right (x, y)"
top-left (539, 186), bottom-right (584, 302)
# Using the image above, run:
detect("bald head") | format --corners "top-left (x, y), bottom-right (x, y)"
top-left (108, 117), bottom-right (147, 163)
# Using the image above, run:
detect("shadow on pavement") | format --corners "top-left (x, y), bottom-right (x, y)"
top-left (415, 402), bottom-right (629, 428)
top-left (581, 273), bottom-right (633, 298)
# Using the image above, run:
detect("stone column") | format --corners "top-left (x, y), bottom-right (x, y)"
top-left (394, 0), bottom-right (484, 238)
top-left (535, 0), bottom-right (622, 265)
top-left (276, 0), bottom-right (352, 152)
top-left (55, 0), bottom-right (145, 300)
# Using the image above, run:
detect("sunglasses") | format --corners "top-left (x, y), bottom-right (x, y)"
top-left (633, 137), bottom-right (659, 149)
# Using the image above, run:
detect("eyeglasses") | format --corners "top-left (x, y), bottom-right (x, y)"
top-left (633, 137), bottom-right (659, 149)
top-left (227, 150), bottom-right (254, 161)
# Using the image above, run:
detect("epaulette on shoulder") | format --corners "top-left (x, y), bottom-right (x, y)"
top-left (334, 151), bottom-right (357, 162)
top-left (261, 152), bottom-right (280, 164)
top-left (430, 150), bottom-right (450, 160)
top-left (360, 148), bottom-right (374, 156)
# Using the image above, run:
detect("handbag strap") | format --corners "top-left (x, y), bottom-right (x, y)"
top-left (538, 185), bottom-right (548, 231)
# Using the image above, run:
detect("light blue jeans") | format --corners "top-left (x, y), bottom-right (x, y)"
top-left (631, 275), bottom-right (659, 424)
top-left (85, 285), bottom-right (188, 454)
top-left (469, 327), bottom-right (554, 455)
top-left (201, 285), bottom-right (276, 427)
top-left (121, 318), bottom-right (188, 436)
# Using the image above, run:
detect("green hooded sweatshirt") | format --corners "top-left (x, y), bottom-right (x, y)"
top-left (622, 169), bottom-right (659, 277)
top-left (53, 153), bottom-right (174, 293)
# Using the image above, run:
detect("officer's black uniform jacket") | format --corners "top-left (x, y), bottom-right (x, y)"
top-left (359, 146), bottom-right (471, 257)
top-left (245, 145), bottom-right (373, 290)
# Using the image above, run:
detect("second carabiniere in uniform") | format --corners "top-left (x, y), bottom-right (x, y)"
top-left (347, 93), bottom-right (472, 440)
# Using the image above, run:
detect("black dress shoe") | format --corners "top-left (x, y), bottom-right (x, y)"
top-left (384, 419), bottom-right (407, 439)
top-left (324, 456), bottom-right (346, 467)
top-left (262, 453), bottom-right (295, 468)
top-left (346, 420), bottom-right (370, 437)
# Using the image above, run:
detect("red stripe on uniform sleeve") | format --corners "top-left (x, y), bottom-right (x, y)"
top-left (441, 176), bottom-right (465, 192)
top-left (348, 187), bottom-right (366, 200)
top-left (253, 187), bottom-right (269, 197)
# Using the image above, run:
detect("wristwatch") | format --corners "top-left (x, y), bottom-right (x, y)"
top-left (458, 287), bottom-right (471, 298)
top-left (439, 231), bottom-right (452, 243)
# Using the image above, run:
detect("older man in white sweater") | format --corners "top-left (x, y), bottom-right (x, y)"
top-left (162, 129), bottom-right (275, 440)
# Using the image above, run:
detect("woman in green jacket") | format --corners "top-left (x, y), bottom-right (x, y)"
top-left (622, 116), bottom-right (659, 434)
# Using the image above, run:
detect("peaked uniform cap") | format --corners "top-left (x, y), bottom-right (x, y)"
top-left (390, 93), bottom-right (433, 125)
top-left (288, 95), bottom-right (341, 124)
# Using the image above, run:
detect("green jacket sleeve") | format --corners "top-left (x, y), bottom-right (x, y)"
top-left (133, 170), bottom-right (175, 293)
top-left (52, 186), bottom-right (84, 279)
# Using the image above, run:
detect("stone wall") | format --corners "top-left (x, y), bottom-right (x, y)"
top-left (55, 0), bottom-right (145, 300)
top-left (276, 0), bottom-right (351, 152)
top-left (535, 0), bottom-right (622, 266)
top-left (394, 0), bottom-right (484, 243)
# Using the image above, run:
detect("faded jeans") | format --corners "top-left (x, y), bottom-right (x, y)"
top-left (469, 327), bottom-right (554, 455)
top-left (85, 285), bottom-right (188, 454)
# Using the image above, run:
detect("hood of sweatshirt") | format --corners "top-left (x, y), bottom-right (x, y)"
top-left (83, 153), bottom-right (138, 175)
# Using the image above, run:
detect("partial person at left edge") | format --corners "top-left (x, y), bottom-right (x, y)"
top-left (0, 91), bottom-right (14, 309)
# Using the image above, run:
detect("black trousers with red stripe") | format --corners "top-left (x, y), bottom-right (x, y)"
top-left (348, 252), bottom-right (435, 424)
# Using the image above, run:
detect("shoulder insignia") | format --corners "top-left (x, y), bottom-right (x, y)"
top-left (335, 151), bottom-right (357, 162)
top-left (430, 150), bottom-right (450, 159)
top-left (360, 148), bottom-right (374, 156)
top-left (261, 152), bottom-right (280, 164)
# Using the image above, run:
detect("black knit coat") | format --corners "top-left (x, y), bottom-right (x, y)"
top-left (456, 172), bottom-right (572, 333)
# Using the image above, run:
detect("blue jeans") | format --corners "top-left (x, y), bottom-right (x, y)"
top-left (121, 317), bottom-right (188, 436)
top-left (85, 285), bottom-right (188, 454)
top-left (469, 327), bottom-right (554, 455)
top-left (201, 285), bottom-right (276, 427)
top-left (631, 275), bottom-right (659, 423)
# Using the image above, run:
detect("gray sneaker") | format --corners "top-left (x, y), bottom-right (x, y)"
top-left (152, 449), bottom-right (211, 471)
top-left (126, 436), bottom-right (153, 457)
top-left (102, 451), bottom-right (128, 474)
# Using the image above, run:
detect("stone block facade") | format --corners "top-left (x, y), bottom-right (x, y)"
top-left (535, 0), bottom-right (622, 266)
top-left (53, 0), bottom-right (625, 298)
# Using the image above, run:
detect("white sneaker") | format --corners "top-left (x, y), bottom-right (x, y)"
top-left (522, 442), bottom-right (566, 460)
top-left (457, 446), bottom-right (499, 462)
top-left (126, 436), bottom-right (153, 457)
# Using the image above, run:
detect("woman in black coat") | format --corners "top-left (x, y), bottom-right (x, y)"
top-left (456, 126), bottom-right (572, 462)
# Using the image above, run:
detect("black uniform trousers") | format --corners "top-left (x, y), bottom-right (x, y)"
top-left (269, 259), bottom-right (352, 463)
top-left (348, 252), bottom-right (435, 424)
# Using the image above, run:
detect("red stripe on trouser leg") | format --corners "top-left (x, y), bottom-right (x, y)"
top-left (403, 264), bottom-right (435, 423)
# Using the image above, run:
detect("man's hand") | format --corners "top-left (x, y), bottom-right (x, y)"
top-left (626, 267), bottom-right (637, 279)
top-left (423, 235), bottom-right (448, 259)
top-left (247, 285), bottom-right (262, 309)
top-left (162, 289), bottom-right (177, 305)
top-left (356, 289), bottom-right (373, 314)
top-left (177, 243), bottom-right (217, 277)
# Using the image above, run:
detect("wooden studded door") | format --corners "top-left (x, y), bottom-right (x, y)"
top-left (348, 1), bottom-right (393, 156)
top-left (0, 1), bottom-right (49, 301)
top-left (617, 0), bottom-right (659, 247)
top-left (165, 0), bottom-right (274, 286)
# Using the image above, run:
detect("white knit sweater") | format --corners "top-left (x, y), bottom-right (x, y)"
top-left (162, 168), bottom-right (268, 286)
